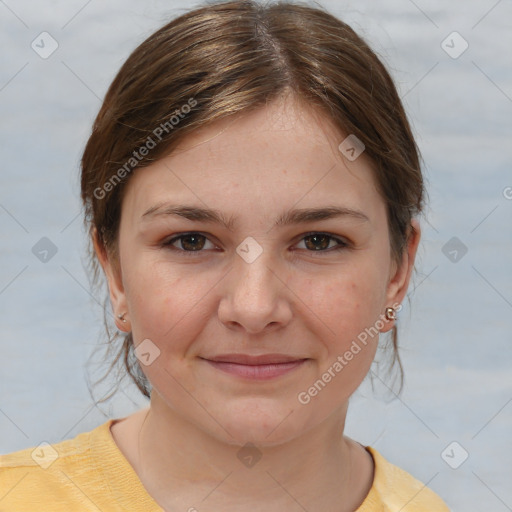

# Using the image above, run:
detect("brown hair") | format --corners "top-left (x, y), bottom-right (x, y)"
top-left (81, 0), bottom-right (424, 400)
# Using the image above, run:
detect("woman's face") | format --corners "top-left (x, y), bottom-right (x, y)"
top-left (99, 95), bottom-right (419, 446)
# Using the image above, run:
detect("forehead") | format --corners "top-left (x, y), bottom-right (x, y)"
top-left (121, 95), bottom-right (384, 227)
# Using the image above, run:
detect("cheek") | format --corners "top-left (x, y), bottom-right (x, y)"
top-left (124, 265), bottom-right (214, 392)
top-left (128, 272), bottom-right (194, 332)
top-left (297, 265), bottom-right (386, 341)
top-left (123, 257), bottom-right (220, 355)
top-left (293, 275), bottom-right (384, 405)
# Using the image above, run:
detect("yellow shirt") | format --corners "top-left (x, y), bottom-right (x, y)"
top-left (0, 419), bottom-right (450, 511)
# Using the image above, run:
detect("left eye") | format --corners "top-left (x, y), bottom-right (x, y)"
top-left (162, 232), bottom-right (348, 255)
top-left (296, 233), bottom-right (348, 252)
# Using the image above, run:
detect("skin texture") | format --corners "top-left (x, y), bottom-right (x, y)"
top-left (95, 93), bottom-right (421, 511)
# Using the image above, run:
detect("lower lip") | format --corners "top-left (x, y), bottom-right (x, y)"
top-left (203, 359), bottom-right (308, 380)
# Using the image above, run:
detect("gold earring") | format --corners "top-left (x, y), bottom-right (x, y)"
top-left (385, 307), bottom-right (396, 321)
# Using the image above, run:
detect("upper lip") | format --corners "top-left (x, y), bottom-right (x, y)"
top-left (202, 354), bottom-right (307, 365)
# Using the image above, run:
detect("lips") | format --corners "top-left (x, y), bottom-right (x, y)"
top-left (202, 353), bottom-right (306, 365)
top-left (200, 354), bottom-right (309, 380)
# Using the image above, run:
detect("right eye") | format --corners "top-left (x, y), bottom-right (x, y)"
top-left (162, 232), bottom-right (218, 255)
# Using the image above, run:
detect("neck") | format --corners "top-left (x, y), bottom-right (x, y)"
top-left (128, 393), bottom-right (369, 511)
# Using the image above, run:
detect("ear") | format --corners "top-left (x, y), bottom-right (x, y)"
top-left (92, 227), bottom-right (130, 332)
top-left (380, 219), bottom-right (421, 333)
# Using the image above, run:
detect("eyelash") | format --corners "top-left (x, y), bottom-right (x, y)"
top-left (161, 232), bottom-right (349, 256)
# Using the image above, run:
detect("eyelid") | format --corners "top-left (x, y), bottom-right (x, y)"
top-left (162, 231), bottom-right (350, 254)
top-left (295, 231), bottom-right (349, 245)
top-left (163, 232), bottom-right (219, 252)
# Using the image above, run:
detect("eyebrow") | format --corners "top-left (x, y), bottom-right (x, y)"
top-left (141, 203), bottom-right (369, 230)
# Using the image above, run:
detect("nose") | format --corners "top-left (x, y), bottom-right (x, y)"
top-left (217, 248), bottom-right (293, 335)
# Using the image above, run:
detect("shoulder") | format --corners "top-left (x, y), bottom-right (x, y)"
top-left (0, 421), bottom-right (114, 509)
top-left (360, 446), bottom-right (451, 511)
top-left (0, 420), bottom-right (107, 471)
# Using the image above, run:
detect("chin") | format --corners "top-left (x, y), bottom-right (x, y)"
top-left (203, 402), bottom-right (311, 448)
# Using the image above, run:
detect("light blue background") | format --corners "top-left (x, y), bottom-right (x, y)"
top-left (1, 1), bottom-right (511, 510)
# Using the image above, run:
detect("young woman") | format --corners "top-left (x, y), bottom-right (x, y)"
top-left (0, 1), bottom-right (450, 510)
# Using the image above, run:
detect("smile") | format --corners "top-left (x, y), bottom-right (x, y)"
top-left (201, 358), bottom-right (308, 380)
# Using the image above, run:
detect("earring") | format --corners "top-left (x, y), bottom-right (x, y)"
top-left (385, 307), bottom-right (396, 321)
top-left (117, 313), bottom-right (127, 323)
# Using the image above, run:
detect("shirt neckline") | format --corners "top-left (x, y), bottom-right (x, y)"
top-left (90, 419), bottom-right (162, 509)
top-left (91, 418), bottom-right (382, 510)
